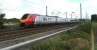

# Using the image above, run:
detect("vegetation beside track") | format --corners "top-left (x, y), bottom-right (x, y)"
top-left (0, 13), bottom-right (20, 29)
top-left (29, 22), bottom-right (91, 50)
top-left (0, 14), bottom-right (5, 29)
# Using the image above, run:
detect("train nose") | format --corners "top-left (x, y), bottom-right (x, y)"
top-left (25, 15), bottom-right (36, 26)
top-left (25, 19), bottom-right (32, 26)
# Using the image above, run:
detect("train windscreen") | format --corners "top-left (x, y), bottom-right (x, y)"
top-left (21, 14), bottom-right (29, 19)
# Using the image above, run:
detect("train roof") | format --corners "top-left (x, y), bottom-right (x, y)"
top-left (30, 14), bottom-right (59, 17)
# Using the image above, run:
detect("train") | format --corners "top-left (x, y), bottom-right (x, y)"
top-left (20, 13), bottom-right (77, 27)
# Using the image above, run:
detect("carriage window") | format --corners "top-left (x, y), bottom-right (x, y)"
top-left (43, 18), bottom-right (47, 21)
top-left (48, 18), bottom-right (51, 20)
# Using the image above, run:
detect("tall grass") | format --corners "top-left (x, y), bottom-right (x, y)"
top-left (30, 22), bottom-right (91, 50)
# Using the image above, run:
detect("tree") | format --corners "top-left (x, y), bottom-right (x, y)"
top-left (0, 13), bottom-right (5, 28)
top-left (7, 18), bottom-right (20, 23)
top-left (91, 14), bottom-right (97, 22)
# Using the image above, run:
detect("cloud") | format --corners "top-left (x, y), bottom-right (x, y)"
top-left (0, 0), bottom-right (22, 18)
top-left (1, 0), bottom-right (83, 19)
top-left (1, 0), bottom-right (22, 10)
top-left (82, 0), bottom-right (97, 18)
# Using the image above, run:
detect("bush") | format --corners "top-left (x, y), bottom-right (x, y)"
top-left (0, 22), bottom-right (4, 29)
top-left (78, 22), bottom-right (91, 33)
top-left (30, 22), bottom-right (91, 50)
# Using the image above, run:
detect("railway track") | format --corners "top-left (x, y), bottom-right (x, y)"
top-left (0, 23), bottom-right (76, 42)
top-left (0, 24), bottom-right (78, 50)
top-left (0, 22), bottom-right (79, 32)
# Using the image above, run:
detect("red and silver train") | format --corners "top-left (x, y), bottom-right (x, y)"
top-left (20, 14), bottom-right (74, 27)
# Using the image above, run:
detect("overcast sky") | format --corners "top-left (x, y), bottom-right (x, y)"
top-left (0, 0), bottom-right (96, 19)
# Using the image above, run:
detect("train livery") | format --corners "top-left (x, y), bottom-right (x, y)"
top-left (20, 14), bottom-right (73, 26)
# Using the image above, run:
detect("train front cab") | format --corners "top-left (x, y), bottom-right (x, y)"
top-left (20, 14), bottom-right (36, 27)
top-left (20, 14), bottom-right (29, 27)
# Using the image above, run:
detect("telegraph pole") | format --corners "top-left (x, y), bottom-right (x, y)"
top-left (46, 5), bottom-right (48, 16)
top-left (80, 3), bottom-right (82, 19)
top-left (0, 9), bottom-right (2, 14)
top-left (71, 12), bottom-right (74, 19)
top-left (85, 10), bottom-right (88, 20)
top-left (71, 12), bottom-right (72, 19)
top-left (65, 12), bottom-right (67, 19)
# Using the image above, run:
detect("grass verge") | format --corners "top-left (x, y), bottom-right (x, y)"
top-left (30, 22), bottom-right (91, 50)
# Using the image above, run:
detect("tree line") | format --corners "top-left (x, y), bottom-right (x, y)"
top-left (0, 13), bottom-right (20, 29)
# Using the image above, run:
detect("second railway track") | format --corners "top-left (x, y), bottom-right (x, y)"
top-left (0, 23), bottom-right (77, 42)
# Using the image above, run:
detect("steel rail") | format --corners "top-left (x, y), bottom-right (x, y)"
top-left (0, 26), bottom-right (78, 50)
